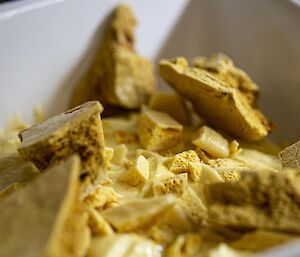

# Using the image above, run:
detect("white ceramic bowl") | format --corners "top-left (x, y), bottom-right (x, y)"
top-left (0, 0), bottom-right (300, 255)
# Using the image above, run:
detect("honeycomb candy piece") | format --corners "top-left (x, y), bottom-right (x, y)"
top-left (0, 156), bottom-right (90, 257)
top-left (101, 195), bottom-right (176, 232)
top-left (83, 186), bottom-right (120, 209)
top-left (111, 144), bottom-right (128, 166)
top-left (208, 169), bottom-right (300, 233)
top-left (192, 125), bottom-right (230, 158)
top-left (88, 234), bottom-right (161, 257)
top-left (148, 92), bottom-right (190, 125)
top-left (278, 140), bottom-right (300, 169)
top-left (159, 57), bottom-right (273, 141)
top-left (70, 5), bottom-right (156, 112)
top-left (231, 230), bottom-right (297, 252)
top-left (193, 53), bottom-right (259, 105)
top-left (18, 101), bottom-right (105, 182)
top-left (0, 152), bottom-right (39, 192)
top-left (207, 158), bottom-right (251, 181)
top-left (167, 150), bottom-right (200, 174)
top-left (153, 173), bottom-right (188, 197)
top-left (87, 207), bottom-right (114, 236)
top-left (152, 172), bottom-right (207, 225)
top-left (188, 162), bottom-right (202, 182)
top-left (138, 108), bottom-right (183, 151)
top-left (119, 155), bottom-right (149, 186)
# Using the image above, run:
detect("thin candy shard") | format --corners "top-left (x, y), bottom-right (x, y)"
top-left (0, 156), bottom-right (90, 257)
top-left (159, 57), bottom-right (273, 141)
top-left (70, 4), bottom-right (156, 112)
top-left (208, 169), bottom-right (300, 233)
top-left (18, 101), bottom-right (105, 182)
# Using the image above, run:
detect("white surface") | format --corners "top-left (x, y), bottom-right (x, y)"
top-left (0, 0), bottom-right (299, 144)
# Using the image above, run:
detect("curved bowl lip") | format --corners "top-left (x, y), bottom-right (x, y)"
top-left (0, 0), bottom-right (68, 20)
top-left (0, 0), bottom-right (299, 19)
top-left (290, 0), bottom-right (300, 7)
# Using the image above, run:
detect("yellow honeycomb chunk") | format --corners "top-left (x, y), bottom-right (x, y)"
top-left (138, 108), bottom-right (183, 151)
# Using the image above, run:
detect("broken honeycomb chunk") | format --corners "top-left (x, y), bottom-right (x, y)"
top-left (167, 150), bottom-right (200, 174)
top-left (83, 185), bottom-right (120, 209)
top-left (153, 173), bottom-right (188, 196)
top-left (119, 155), bottom-right (149, 186)
top-left (192, 125), bottom-right (230, 158)
top-left (188, 162), bottom-right (203, 182)
top-left (278, 140), bottom-right (300, 169)
top-left (193, 53), bottom-right (259, 105)
top-left (207, 158), bottom-right (251, 181)
top-left (148, 91), bottom-right (190, 125)
top-left (70, 4), bottom-right (156, 112)
top-left (138, 108), bottom-right (183, 151)
top-left (101, 195), bottom-right (176, 232)
top-left (0, 156), bottom-right (90, 257)
top-left (159, 57), bottom-right (273, 141)
top-left (18, 101), bottom-right (105, 182)
top-left (208, 169), bottom-right (300, 233)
